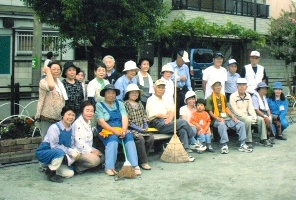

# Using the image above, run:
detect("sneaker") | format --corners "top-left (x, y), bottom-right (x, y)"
top-left (260, 139), bottom-right (273, 147)
top-left (206, 145), bottom-right (215, 153)
top-left (220, 145), bottom-right (229, 154)
top-left (190, 143), bottom-right (207, 152)
top-left (188, 156), bottom-right (195, 162)
top-left (238, 144), bottom-right (253, 153)
top-left (268, 137), bottom-right (275, 144)
top-left (276, 135), bottom-right (287, 140)
top-left (246, 142), bottom-right (253, 149)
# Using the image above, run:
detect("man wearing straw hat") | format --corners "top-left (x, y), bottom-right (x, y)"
top-left (146, 79), bottom-right (195, 159)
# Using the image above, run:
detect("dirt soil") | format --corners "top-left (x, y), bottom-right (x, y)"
top-left (0, 124), bottom-right (296, 200)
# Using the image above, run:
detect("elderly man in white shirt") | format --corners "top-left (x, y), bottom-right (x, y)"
top-left (146, 79), bottom-right (196, 157)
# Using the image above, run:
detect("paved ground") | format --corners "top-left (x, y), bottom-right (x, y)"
top-left (0, 123), bottom-right (296, 200)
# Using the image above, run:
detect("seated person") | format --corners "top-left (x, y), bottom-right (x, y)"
top-left (146, 79), bottom-right (196, 161)
top-left (36, 106), bottom-right (79, 183)
top-left (179, 91), bottom-right (207, 152)
top-left (72, 101), bottom-right (105, 173)
top-left (124, 84), bottom-right (154, 170)
top-left (267, 82), bottom-right (288, 140)
top-left (229, 78), bottom-right (272, 148)
top-left (96, 84), bottom-right (141, 176)
top-left (206, 80), bottom-right (252, 154)
top-left (190, 98), bottom-right (214, 152)
top-left (252, 82), bottom-right (277, 144)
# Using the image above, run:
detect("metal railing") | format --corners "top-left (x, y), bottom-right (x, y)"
top-left (172, 0), bottom-right (269, 18)
top-left (0, 84), bottom-right (39, 116)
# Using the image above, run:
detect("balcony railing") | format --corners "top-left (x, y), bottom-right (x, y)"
top-left (172, 0), bottom-right (269, 19)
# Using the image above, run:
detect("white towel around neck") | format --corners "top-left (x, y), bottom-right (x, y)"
top-left (55, 78), bottom-right (68, 100)
top-left (137, 71), bottom-right (154, 94)
top-left (254, 91), bottom-right (269, 111)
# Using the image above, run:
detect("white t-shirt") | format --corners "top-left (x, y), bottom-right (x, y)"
top-left (87, 78), bottom-right (109, 102)
top-left (179, 105), bottom-right (196, 122)
top-left (202, 66), bottom-right (227, 99)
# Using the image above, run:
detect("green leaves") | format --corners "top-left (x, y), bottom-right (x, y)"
top-left (155, 16), bottom-right (265, 48)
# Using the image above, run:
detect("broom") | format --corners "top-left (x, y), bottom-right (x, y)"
top-left (117, 139), bottom-right (137, 179)
top-left (160, 70), bottom-right (190, 163)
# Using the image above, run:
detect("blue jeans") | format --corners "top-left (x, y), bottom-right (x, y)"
top-left (100, 132), bottom-right (138, 170)
top-left (198, 134), bottom-right (211, 143)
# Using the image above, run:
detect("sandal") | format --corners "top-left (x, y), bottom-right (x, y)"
top-left (105, 169), bottom-right (118, 176)
top-left (134, 166), bottom-right (142, 176)
top-left (140, 163), bottom-right (152, 170)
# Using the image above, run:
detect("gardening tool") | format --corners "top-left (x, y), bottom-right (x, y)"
top-left (117, 139), bottom-right (137, 178)
top-left (160, 70), bottom-right (190, 163)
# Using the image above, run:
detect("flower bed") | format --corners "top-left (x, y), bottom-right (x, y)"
top-left (0, 116), bottom-right (42, 164)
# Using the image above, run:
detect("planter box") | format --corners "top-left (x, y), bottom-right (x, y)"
top-left (0, 137), bottom-right (42, 164)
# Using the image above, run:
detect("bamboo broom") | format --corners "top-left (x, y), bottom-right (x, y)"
top-left (117, 139), bottom-right (137, 178)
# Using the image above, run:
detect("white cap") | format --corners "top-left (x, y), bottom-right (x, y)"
top-left (178, 50), bottom-right (190, 63)
top-left (228, 59), bottom-right (238, 66)
top-left (250, 51), bottom-right (260, 57)
top-left (126, 84), bottom-right (143, 95)
top-left (184, 91), bottom-right (196, 104)
top-left (161, 64), bottom-right (174, 73)
top-left (236, 78), bottom-right (248, 84)
top-left (123, 60), bottom-right (139, 72)
top-left (154, 79), bottom-right (166, 86)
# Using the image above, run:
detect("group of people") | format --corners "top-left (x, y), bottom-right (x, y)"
top-left (35, 50), bottom-right (289, 183)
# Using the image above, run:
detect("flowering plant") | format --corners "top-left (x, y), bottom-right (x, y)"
top-left (0, 117), bottom-right (41, 140)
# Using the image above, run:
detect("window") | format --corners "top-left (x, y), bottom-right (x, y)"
top-left (15, 30), bottom-right (59, 55)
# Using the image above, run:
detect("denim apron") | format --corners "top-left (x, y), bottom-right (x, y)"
top-left (36, 122), bottom-right (72, 164)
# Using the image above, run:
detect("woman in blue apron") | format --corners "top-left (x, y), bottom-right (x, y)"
top-left (36, 106), bottom-right (79, 183)
top-left (96, 84), bottom-right (141, 176)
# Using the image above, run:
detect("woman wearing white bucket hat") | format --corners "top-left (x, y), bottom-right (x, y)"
top-left (160, 64), bottom-right (175, 110)
top-left (114, 60), bottom-right (139, 100)
top-left (124, 84), bottom-right (154, 170)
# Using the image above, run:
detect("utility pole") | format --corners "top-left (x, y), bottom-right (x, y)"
top-left (254, 0), bottom-right (257, 31)
top-left (32, 13), bottom-right (42, 95)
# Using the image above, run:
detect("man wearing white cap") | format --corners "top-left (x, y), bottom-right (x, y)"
top-left (240, 50), bottom-right (267, 94)
top-left (146, 79), bottom-right (196, 160)
top-left (169, 50), bottom-right (192, 118)
top-left (225, 59), bottom-right (240, 101)
top-left (160, 64), bottom-right (175, 109)
top-left (229, 78), bottom-right (269, 148)
top-left (114, 60), bottom-right (139, 100)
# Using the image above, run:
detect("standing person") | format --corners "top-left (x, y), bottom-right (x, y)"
top-left (35, 61), bottom-right (67, 138)
top-left (267, 82), bottom-right (288, 140)
top-left (72, 101), bottom-right (105, 173)
top-left (124, 84), bottom-right (154, 170)
top-left (170, 50), bottom-right (192, 118)
top-left (252, 82), bottom-right (276, 144)
top-left (103, 55), bottom-right (121, 84)
top-left (146, 79), bottom-right (196, 160)
top-left (76, 69), bottom-right (87, 100)
top-left (240, 50), bottom-right (267, 94)
top-left (96, 84), bottom-right (141, 176)
top-left (190, 98), bottom-right (214, 152)
top-left (206, 80), bottom-right (252, 154)
top-left (202, 52), bottom-right (227, 99)
top-left (87, 62), bottom-right (109, 105)
top-left (160, 64), bottom-right (175, 110)
top-left (229, 78), bottom-right (272, 148)
top-left (136, 58), bottom-right (154, 108)
top-left (62, 61), bottom-right (84, 115)
top-left (114, 60), bottom-right (138, 100)
top-left (36, 106), bottom-right (79, 183)
top-left (225, 59), bottom-right (240, 101)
